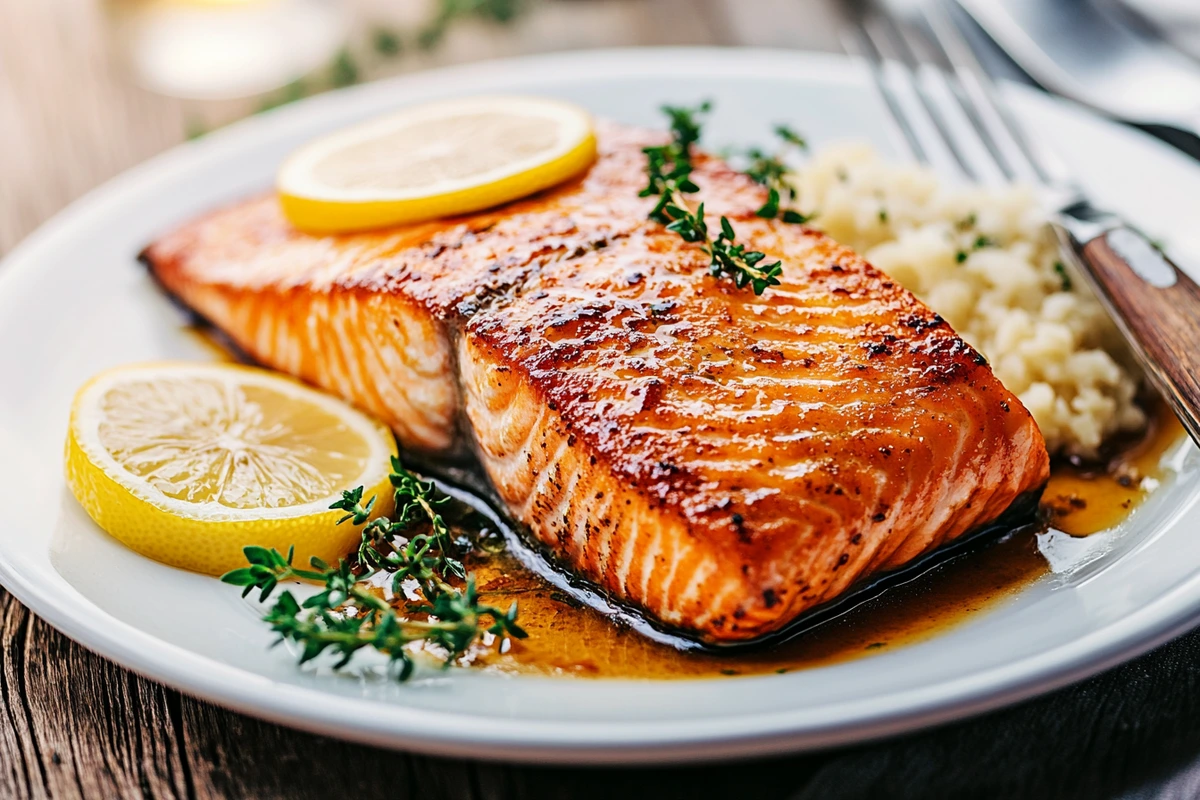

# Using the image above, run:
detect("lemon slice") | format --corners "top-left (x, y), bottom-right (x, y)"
top-left (277, 95), bottom-right (597, 234)
top-left (65, 362), bottom-right (396, 576)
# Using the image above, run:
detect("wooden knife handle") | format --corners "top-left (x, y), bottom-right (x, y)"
top-left (1077, 226), bottom-right (1200, 445)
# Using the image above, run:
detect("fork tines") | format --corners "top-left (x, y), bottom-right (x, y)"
top-left (843, 0), bottom-right (1071, 191)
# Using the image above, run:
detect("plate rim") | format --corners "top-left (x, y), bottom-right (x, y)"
top-left (3, 45), bottom-right (1200, 764)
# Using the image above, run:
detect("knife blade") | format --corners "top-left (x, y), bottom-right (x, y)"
top-left (955, 0), bottom-right (1200, 137)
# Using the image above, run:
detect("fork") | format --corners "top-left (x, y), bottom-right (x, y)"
top-left (842, 0), bottom-right (1200, 448)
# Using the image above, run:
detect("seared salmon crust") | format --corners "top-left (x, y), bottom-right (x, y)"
top-left (144, 122), bottom-right (1050, 644)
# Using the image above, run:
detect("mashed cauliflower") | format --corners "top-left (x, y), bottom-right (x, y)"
top-left (793, 144), bottom-right (1146, 458)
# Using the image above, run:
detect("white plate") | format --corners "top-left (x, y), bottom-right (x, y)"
top-left (2, 48), bottom-right (1200, 765)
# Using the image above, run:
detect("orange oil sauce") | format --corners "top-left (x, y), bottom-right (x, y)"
top-left (455, 406), bottom-right (1185, 679)
top-left (1042, 404), bottom-right (1184, 537)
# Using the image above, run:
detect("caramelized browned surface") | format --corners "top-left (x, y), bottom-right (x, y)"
top-left (144, 122), bottom-right (1050, 643)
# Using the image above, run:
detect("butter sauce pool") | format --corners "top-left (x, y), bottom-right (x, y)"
top-left (426, 406), bottom-right (1184, 679)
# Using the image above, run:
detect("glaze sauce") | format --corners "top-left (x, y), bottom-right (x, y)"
top-left (1042, 404), bottom-right (1183, 537)
top-left (452, 407), bottom-right (1185, 679)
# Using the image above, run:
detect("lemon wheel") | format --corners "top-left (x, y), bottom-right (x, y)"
top-left (65, 362), bottom-right (397, 576)
top-left (277, 95), bottom-right (597, 234)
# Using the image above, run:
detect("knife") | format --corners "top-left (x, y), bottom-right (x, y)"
top-left (954, 0), bottom-right (1200, 142)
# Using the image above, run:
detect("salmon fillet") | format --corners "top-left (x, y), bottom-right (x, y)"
top-left (144, 122), bottom-right (1050, 644)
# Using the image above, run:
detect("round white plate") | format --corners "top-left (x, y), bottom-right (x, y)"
top-left (2, 48), bottom-right (1200, 765)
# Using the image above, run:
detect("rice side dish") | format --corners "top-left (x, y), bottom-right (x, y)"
top-left (793, 144), bottom-right (1146, 458)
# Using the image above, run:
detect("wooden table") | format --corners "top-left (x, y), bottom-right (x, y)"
top-left (5, 1), bottom-right (1200, 796)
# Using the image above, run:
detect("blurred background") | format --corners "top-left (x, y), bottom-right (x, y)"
top-left (3, 0), bottom-right (1200, 250)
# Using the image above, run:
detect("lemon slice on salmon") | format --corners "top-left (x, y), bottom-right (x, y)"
top-left (277, 95), bottom-right (597, 234)
top-left (65, 362), bottom-right (396, 576)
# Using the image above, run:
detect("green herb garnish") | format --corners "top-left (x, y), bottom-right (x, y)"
top-left (1053, 261), bottom-right (1072, 292)
top-left (737, 124), bottom-right (813, 224)
top-left (641, 102), bottom-right (783, 296)
top-left (773, 124), bottom-right (807, 149)
top-left (372, 27), bottom-right (402, 56)
top-left (419, 0), bottom-right (524, 49)
top-left (956, 233), bottom-right (999, 265)
top-left (329, 48), bottom-right (360, 88)
top-left (221, 457), bottom-right (525, 682)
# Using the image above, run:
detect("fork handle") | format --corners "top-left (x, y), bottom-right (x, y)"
top-left (1063, 224), bottom-right (1200, 445)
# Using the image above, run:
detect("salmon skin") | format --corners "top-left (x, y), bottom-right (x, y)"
top-left (144, 122), bottom-right (1050, 645)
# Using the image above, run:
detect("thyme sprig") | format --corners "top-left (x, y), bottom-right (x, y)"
top-left (334, 457), bottom-right (466, 592)
top-left (640, 102), bottom-right (784, 296)
top-left (221, 457), bottom-right (525, 682)
top-left (739, 124), bottom-right (813, 225)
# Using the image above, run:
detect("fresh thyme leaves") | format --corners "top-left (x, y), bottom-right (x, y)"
top-left (740, 124), bottom-right (812, 224)
top-left (221, 457), bottom-right (525, 681)
top-left (773, 124), bottom-right (807, 149)
top-left (333, 457), bottom-right (466, 586)
top-left (641, 102), bottom-right (783, 295)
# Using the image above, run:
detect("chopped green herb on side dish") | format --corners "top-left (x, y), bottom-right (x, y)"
top-left (221, 456), bottom-right (525, 682)
top-left (1054, 261), bottom-right (1072, 292)
top-left (956, 233), bottom-right (1000, 265)
top-left (641, 102), bottom-right (784, 296)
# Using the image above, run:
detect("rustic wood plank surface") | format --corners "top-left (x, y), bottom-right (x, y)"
top-left (5, 1), bottom-right (1200, 798)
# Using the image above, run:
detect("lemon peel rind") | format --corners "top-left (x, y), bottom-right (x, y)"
top-left (280, 132), bottom-right (597, 234)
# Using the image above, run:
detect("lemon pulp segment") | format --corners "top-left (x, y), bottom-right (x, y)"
top-left (65, 362), bottom-right (397, 576)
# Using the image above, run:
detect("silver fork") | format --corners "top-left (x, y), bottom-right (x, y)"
top-left (843, 0), bottom-right (1200, 448)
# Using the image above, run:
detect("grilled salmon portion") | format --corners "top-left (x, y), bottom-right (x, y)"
top-left (144, 123), bottom-right (1050, 644)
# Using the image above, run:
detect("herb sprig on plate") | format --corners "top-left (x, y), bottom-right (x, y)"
top-left (641, 102), bottom-right (784, 296)
top-left (221, 457), bottom-right (525, 682)
top-left (740, 124), bottom-right (814, 225)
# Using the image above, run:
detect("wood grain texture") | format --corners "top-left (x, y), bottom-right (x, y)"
top-left (4, 1), bottom-right (1200, 798)
top-left (1081, 227), bottom-right (1200, 446)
